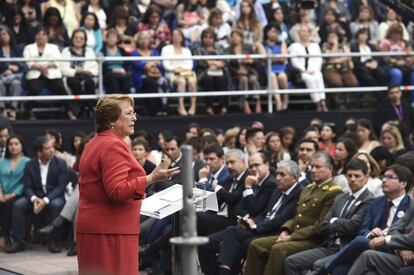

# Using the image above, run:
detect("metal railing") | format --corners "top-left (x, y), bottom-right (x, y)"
top-left (0, 50), bottom-right (413, 113)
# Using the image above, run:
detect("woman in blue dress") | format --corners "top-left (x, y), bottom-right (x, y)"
top-left (264, 23), bottom-right (288, 111)
top-left (0, 135), bottom-right (30, 251)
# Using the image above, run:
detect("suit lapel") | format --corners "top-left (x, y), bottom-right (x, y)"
top-left (392, 195), bottom-right (409, 224)
top-left (345, 189), bottom-right (370, 218)
top-left (45, 158), bottom-right (55, 190)
top-left (374, 197), bottom-right (387, 227)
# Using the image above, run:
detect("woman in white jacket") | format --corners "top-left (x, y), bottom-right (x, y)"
top-left (23, 27), bottom-right (75, 120)
top-left (61, 29), bottom-right (98, 118)
top-left (161, 28), bottom-right (197, 116)
top-left (288, 24), bottom-right (327, 112)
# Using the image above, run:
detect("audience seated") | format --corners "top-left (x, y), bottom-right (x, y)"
top-left (161, 28), bottom-right (197, 116)
top-left (61, 29), bottom-right (99, 119)
top-left (0, 135), bottom-right (30, 251)
top-left (5, 136), bottom-right (67, 254)
top-left (285, 159), bottom-right (375, 274)
top-left (289, 24), bottom-right (327, 112)
top-left (23, 27), bottom-right (75, 120)
top-left (196, 148), bottom-right (248, 236)
top-left (0, 26), bottom-right (25, 121)
top-left (199, 160), bottom-right (305, 275)
top-left (79, 12), bottom-right (103, 54)
top-left (131, 30), bottom-right (168, 116)
top-left (310, 164), bottom-right (412, 275)
top-left (244, 151), bottom-right (342, 275)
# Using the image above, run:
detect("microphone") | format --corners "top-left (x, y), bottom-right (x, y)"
top-left (149, 134), bottom-right (182, 169)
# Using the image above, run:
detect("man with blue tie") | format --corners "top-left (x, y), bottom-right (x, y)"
top-left (346, 164), bottom-right (413, 275)
top-left (198, 160), bottom-right (305, 275)
top-left (284, 159), bottom-right (375, 274)
top-left (311, 164), bottom-right (412, 275)
top-left (197, 149), bottom-right (248, 236)
top-left (198, 144), bottom-right (229, 191)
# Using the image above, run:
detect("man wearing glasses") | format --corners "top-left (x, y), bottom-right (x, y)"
top-left (311, 164), bottom-right (412, 275)
top-left (244, 151), bottom-right (342, 275)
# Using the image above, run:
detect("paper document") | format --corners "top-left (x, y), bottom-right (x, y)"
top-left (141, 184), bottom-right (218, 219)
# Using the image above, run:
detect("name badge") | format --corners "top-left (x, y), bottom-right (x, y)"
top-left (397, 211), bottom-right (405, 218)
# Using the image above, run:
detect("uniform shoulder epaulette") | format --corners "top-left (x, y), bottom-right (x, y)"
top-left (307, 182), bottom-right (316, 188)
top-left (328, 185), bottom-right (342, 192)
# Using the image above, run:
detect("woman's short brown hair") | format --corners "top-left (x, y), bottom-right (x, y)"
top-left (95, 94), bottom-right (134, 133)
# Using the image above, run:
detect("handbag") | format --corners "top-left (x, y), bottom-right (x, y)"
top-left (207, 68), bottom-right (224, 76)
top-left (145, 65), bottom-right (161, 78)
top-left (287, 67), bottom-right (303, 85)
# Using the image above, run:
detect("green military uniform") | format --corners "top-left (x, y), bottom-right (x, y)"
top-left (244, 179), bottom-right (342, 275)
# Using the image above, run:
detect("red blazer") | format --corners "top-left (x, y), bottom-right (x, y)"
top-left (77, 130), bottom-right (147, 234)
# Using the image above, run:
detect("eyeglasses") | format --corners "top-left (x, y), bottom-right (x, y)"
top-left (380, 174), bottom-right (400, 181)
top-left (249, 163), bottom-right (263, 169)
top-left (125, 111), bottom-right (137, 117)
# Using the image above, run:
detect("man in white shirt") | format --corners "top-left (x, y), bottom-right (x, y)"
top-left (285, 159), bottom-right (375, 275)
top-left (5, 136), bottom-right (67, 254)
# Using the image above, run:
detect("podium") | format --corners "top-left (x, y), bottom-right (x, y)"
top-left (141, 184), bottom-right (218, 219)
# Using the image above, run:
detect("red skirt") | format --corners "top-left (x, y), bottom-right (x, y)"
top-left (77, 232), bottom-right (139, 275)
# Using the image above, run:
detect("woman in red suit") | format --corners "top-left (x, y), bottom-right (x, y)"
top-left (76, 94), bottom-right (179, 275)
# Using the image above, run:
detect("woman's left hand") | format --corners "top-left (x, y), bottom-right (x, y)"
top-left (147, 157), bottom-right (180, 184)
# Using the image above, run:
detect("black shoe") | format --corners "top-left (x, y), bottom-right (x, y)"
top-left (48, 242), bottom-right (61, 253)
top-left (39, 224), bottom-right (54, 235)
top-left (147, 262), bottom-right (162, 275)
top-left (67, 243), bottom-right (77, 256)
top-left (5, 242), bottom-right (25, 253)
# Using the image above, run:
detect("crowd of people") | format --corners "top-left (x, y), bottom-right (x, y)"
top-left (0, 85), bottom-right (413, 274)
top-left (1, 0), bottom-right (414, 120)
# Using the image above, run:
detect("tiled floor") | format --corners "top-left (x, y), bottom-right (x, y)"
top-left (0, 246), bottom-right (155, 275)
top-left (0, 245), bottom-right (77, 275)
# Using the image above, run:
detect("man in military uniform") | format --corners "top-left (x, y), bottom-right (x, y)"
top-left (244, 151), bottom-right (343, 275)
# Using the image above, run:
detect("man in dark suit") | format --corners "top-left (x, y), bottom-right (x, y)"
top-left (375, 85), bottom-right (414, 140)
top-left (347, 165), bottom-right (413, 275)
top-left (313, 164), bottom-right (412, 275)
top-left (197, 144), bottom-right (229, 191)
top-left (6, 136), bottom-right (67, 253)
top-left (284, 159), bottom-right (375, 274)
top-left (244, 151), bottom-right (343, 275)
top-left (198, 160), bottom-right (305, 275)
top-left (197, 151), bottom-right (274, 236)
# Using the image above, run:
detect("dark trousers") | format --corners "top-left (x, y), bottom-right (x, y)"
top-left (139, 77), bottom-right (167, 116)
top-left (26, 77), bottom-right (68, 111)
top-left (198, 74), bottom-right (228, 109)
top-left (0, 196), bottom-right (19, 237)
top-left (104, 71), bottom-right (130, 94)
top-left (66, 75), bottom-right (96, 113)
top-left (354, 67), bottom-right (389, 105)
top-left (198, 225), bottom-right (264, 275)
top-left (11, 196), bottom-right (64, 246)
top-left (196, 212), bottom-right (235, 236)
top-left (398, 266), bottom-right (414, 275)
top-left (324, 236), bottom-right (387, 275)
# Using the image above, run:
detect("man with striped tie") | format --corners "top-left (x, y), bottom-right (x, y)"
top-left (198, 160), bottom-right (305, 275)
top-left (284, 159), bottom-right (375, 274)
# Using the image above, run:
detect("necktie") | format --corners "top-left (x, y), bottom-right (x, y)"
top-left (229, 178), bottom-right (238, 193)
top-left (266, 194), bottom-right (287, 220)
top-left (339, 195), bottom-right (354, 218)
top-left (379, 200), bottom-right (394, 229)
top-left (206, 176), bottom-right (215, 191)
